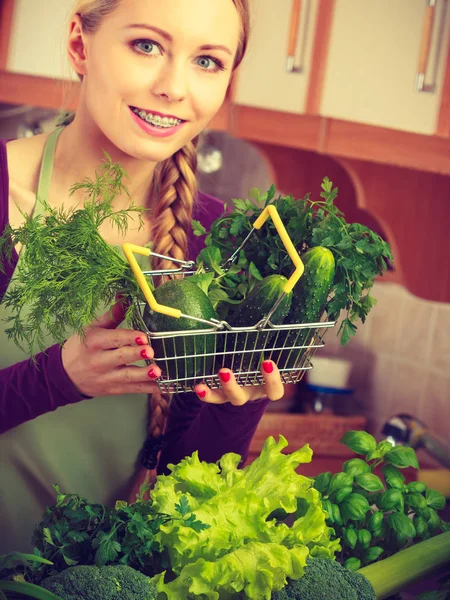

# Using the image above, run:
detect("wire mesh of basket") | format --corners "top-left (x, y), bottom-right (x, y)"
top-left (123, 205), bottom-right (335, 394)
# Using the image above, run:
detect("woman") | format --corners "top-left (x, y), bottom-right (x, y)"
top-left (0, 0), bottom-right (285, 552)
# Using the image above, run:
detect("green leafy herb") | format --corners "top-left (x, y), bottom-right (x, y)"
top-left (0, 155), bottom-right (145, 355)
top-left (194, 178), bottom-right (393, 343)
top-left (313, 430), bottom-right (449, 568)
top-left (0, 484), bottom-right (210, 586)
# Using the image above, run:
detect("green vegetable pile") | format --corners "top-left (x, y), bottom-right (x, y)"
top-left (1, 434), bottom-right (449, 600)
top-left (192, 179), bottom-right (393, 345)
top-left (313, 430), bottom-right (449, 571)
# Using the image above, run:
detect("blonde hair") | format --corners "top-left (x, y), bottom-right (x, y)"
top-left (72, 0), bottom-right (250, 495)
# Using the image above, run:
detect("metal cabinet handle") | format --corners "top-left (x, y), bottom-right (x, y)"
top-left (286, 0), bottom-right (303, 73)
top-left (416, 0), bottom-right (437, 92)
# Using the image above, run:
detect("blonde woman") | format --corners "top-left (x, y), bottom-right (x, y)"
top-left (0, 0), bottom-right (285, 552)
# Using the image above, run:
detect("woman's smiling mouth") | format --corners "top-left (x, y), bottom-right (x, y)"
top-left (130, 106), bottom-right (184, 128)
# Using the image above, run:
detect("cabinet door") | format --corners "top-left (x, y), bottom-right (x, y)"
top-left (234, 0), bottom-right (320, 114)
top-left (7, 0), bottom-right (78, 81)
top-left (320, 0), bottom-right (450, 135)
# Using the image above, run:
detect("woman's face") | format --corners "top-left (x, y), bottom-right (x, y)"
top-left (73, 0), bottom-right (240, 162)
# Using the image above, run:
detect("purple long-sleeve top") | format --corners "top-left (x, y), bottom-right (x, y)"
top-left (0, 138), bottom-right (269, 470)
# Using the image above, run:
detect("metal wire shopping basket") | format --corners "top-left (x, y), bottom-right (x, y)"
top-left (123, 205), bottom-right (335, 394)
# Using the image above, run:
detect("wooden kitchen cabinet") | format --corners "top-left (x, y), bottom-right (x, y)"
top-left (234, 0), bottom-right (321, 114)
top-left (320, 0), bottom-right (450, 135)
top-left (6, 0), bottom-right (77, 81)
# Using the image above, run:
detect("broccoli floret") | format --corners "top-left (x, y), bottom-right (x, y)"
top-left (40, 564), bottom-right (158, 600)
top-left (271, 558), bottom-right (376, 600)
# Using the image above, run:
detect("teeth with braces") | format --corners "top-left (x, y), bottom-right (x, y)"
top-left (132, 107), bottom-right (182, 128)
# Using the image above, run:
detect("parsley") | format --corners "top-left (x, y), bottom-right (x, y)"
top-left (3, 485), bottom-right (208, 585)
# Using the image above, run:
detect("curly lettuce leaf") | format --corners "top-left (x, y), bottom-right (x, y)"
top-left (153, 542), bottom-right (310, 600)
top-left (149, 436), bottom-right (339, 599)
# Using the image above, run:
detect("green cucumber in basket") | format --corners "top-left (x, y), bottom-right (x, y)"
top-left (275, 246), bottom-right (335, 369)
top-left (143, 279), bottom-right (218, 381)
top-left (220, 274), bottom-right (292, 372)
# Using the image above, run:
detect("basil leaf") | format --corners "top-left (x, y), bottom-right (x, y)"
top-left (367, 510), bottom-right (384, 533)
top-left (364, 546), bottom-right (384, 563)
top-left (355, 473), bottom-right (384, 492)
top-left (405, 493), bottom-right (427, 512)
top-left (426, 488), bottom-right (446, 510)
top-left (382, 464), bottom-right (405, 483)
top-left (328, 472), bottom-right (354, 496)
top-left (343, 458), bottom-right (371, 476)
top-left (341, 493), bottom-right (371, 521)
top-left (340, 431), bottom-right (377, 455)
top-left (388, 513), bottom-right (416, 538)
top-left (344, 557), bottom-right (361, 571)
top-left (357, 528), bottom-right (372, 550)
top-left (334, 486), bottom-right (354, 505)
top-left (376, 440), bottom-right (393, 456)
top-left (314, 472), bottom-right (331, 494)
top-left (380, 489), bottom-right (405, 512)
top-left (342, 526), bottom-right (358, 549)
top-left (385, 446), bottom-right (419, 469)
top-left (413, 515), bottom-right (428, 538)
top-left (331, 503), bottom-right (343, 526)
top-left (407, 481), bottom-right (427, 494)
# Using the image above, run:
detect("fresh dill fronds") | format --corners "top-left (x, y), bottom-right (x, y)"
top-left (0, 154), bottom-right (147, 356)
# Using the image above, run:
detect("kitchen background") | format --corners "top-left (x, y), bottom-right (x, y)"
top-left (0, 0), bottom-right (449, 477)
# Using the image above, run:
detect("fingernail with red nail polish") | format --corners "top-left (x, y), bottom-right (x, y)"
top-left (136, 337), bottom-right (145, 346)
top-left (197, 390), bottom-right (207, 398)
top-left (219, 371), bottom-right (231, 383)
top-left (140, 349), bottom-right (149, 359)
top-left (148, 368), bottom-right (158, 379)
top-left (262, 361), bottom-right (274, 373)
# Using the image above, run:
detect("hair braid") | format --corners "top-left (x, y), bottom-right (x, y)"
top-left (151, 140), bottom-right (198, 272)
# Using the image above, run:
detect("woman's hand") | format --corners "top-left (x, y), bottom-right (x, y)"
top-left (193, 360), bottom-right (284, 406)
top-left (61, 298), bottom-right (162, 397)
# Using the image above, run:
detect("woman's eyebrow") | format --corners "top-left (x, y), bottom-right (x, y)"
top-left (125, 24), bottom-right (233, 55)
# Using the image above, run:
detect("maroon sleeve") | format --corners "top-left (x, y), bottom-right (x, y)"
top-left (158, 394), bottom-right (269, 473)
top-left (0, 344), bottom-right (88, 434)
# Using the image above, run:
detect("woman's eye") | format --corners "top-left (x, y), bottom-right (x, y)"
top-left (132, 40), bottom-right (161, 56)
top-left (196, 56), bottom-right (225, 73)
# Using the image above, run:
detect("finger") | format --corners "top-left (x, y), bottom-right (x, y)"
top-left (193, 384), bottom-right (227, 405)
top-left (87, 327), bottom-right (149, 351)
top-left (111, 363), bottom-right (163, 385)
top-left (217, 369), bottom-right (248, 406)
top-left (91, 296), bottom-right (131, 330)
top-left (261, 360), bottom-right (284, 401)
top-left (98, 344), bottom-right (155, 369)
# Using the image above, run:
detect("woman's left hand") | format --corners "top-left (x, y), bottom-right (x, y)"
top-left (193, 360), bottom-right (284, 406)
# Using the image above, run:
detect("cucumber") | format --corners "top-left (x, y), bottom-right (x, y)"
top-left (275, 246), bottom-right (335, 369)
top-left (220, 274), bottom-right (292, 372)
top-left (143, 279), bottom-right (218, 381)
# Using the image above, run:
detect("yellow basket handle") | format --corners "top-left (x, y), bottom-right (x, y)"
top-left (253, 205), bottom-right (304, 293)
top-left (122, 243), bottom-right (181, 319)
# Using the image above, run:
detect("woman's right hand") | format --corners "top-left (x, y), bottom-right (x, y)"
top-left (61, 299), bottom-right (162, 398)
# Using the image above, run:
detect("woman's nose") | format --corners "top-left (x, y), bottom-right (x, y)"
top-left (151, 59), bottom-right (187, 103)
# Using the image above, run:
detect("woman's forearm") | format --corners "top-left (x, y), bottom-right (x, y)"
top-left (0, 344), bottom-right (86, 434)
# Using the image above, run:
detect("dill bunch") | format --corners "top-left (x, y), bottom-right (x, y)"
top-left (0, 154), bottom-right (146, 356)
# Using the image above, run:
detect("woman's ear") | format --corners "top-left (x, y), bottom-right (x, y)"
top-left (67, 14), bottom-right (88, 76)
